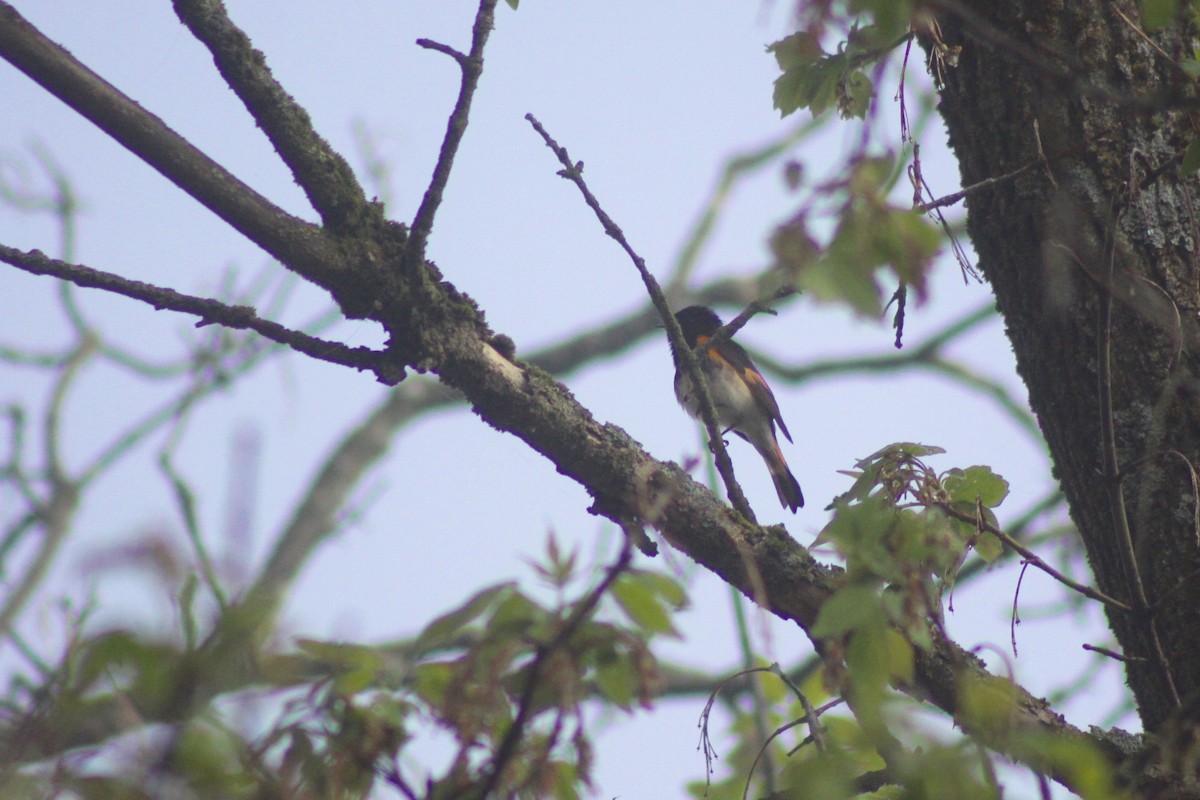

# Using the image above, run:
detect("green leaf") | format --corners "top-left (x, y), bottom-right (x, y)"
top-left (172, 720), bottom-right (248, 793)
top-left (877, 208), bottom-right (942, 293)
top-left (846, 630), bottom-right (890, 734)
top-left (775, 751), bottom-right (857, 800)
top-left (490, 588), bottom-right (542, 634)
top-left (812, 584), bottom-right (883, 637)
top-left (771, 214), bottom-right (821, 275)
top-left (631, 569), bottom-right (688, 608)
top-left (1034, 733), bottom-right (1119, 799)
top-left (612, 574), bottom-right (677, 635)
top-left (295, 639), bottom-right (383, 692)
top-left (773, 55), bottom-right (844, 117)
top-left (1182, 137), bottom-right (1200, 175)
top-left (821, 503), bottom-right (881, 576)
top-left (1141, 0), bottom-right (1177, 31)
top-left (839, 70), bottom-right (874, 119)
top-left (881, 628), bottom-right (914, 682)
top-left (942, 465), bottom-right (1010, 507)
top-left (412, 662), bottom-right (453, 708)
top-left (798, 248), bottom-right (884, 316)
top-left (411, 581), bottom-right (516, 652)
top-left (593, 658), bottom-right (638, 709)
top-left (504, 0), bottom-right (519, 8)
top-left (799, 203), bottom-right (939, 316)
top-left (767, 30), bottom-right (824, 69)
top-left (973, 531), bottom-right (1004, 563)
top-left (863, 442), bottom-right (946, 461)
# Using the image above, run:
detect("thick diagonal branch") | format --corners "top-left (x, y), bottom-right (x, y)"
top-left (0, 2), bottom-right (345, 284)
top-left (172, 0), bottom-right (373, 233)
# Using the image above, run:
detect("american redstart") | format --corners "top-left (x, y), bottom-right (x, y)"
top-left (670, 305), bottom-right (804, 512)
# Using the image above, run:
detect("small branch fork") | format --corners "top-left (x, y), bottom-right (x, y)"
top-left (172, 0), bottom-right (369, 233)
top-left (0, 2), bottom-right (344, 282)
top-left (0, 246), bottom-right (386, 374)
top-left (701, 289), bottom-right (796, 356)
top-left (525, 112), bottom-right (760, 523)
top-left (405, 0), bottom-right (500, 273)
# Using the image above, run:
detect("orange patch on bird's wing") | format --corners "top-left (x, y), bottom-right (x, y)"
top-left (740, 364), bottom-right (792, 442)
top-left (738, 366), bottom-right (771, 393)
top-left (695, 337), bottom-right (739, 371)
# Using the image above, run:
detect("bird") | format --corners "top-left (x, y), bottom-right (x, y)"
top-left (669, 305), bottom-right (804, 512)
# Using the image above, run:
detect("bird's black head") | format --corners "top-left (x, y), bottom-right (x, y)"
top-left (674, 305), bottom-right (723, 346)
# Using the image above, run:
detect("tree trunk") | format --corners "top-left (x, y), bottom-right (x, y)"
top-left (934, 0), bottom-right (1200, 731)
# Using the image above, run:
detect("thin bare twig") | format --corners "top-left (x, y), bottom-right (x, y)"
top-left (770, 662), bottom-right (826, 752)
top-left (1, 246), bottom-right (388, 376)
top-left (916, 158), bottom-right (1040, 212)
top-left (525, 112), bottom-right (757, 521)
top-left (0, 340), bottom-right (88, 646)
top-left (700, 288), bottom-right (796, 357)
top-left (1083, 643), bottom-right (1144, 663)
top-left (934, 501), bottom-right (1131, 611)
top-left (404, 0), bottom-right (500, 272)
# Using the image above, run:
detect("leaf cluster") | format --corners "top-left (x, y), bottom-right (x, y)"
top-left (771, 155), bottom-right (941, 317)
top-left (0, 537), bottom-right (685, 800)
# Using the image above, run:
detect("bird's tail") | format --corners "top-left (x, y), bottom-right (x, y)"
top-left (753, 434), bottom-right (804, 512)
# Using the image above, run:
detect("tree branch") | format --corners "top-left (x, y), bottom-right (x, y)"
top-left (172, 0), bottom-right (372, 233)
top-left (0, 3), bottom-right (346, 284)
top-left (0, 246), bottom-right (388, 375)
top-left (525, 112), bottom-right (757, 521)
top-left (403, 0), bottom-right (499, 272)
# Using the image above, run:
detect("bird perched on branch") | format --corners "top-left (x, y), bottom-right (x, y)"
top-left (670, 305), bottom-right (804, 512)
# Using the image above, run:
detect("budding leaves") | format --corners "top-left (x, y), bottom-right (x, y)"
top-left (815, 444), bottom-right (1011, 654)
top-left (768, 27), bottom-right (889, 120)
top-left (771, 156), bottom-right (941, 318)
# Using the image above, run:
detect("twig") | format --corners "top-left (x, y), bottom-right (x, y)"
top-left (0, 342), bottom-right (88, 647)
top-left (909, 143), bottom-right (977, 283)
top-left (475, 540), bottom-right (634, 799)
top-left (1, 246), bottom-right (390, 376)
top-left (1032, 119), bottom-right (1059, 189)
top-left (1111, 6), bottom-right (1187, 76)
top-left (1012, 560), bottom-right (1029, 657)
top-left (1083, 643), bottom-right (1144, 663)
top-left (770, 663), bottom-right (826, 752)
top-left (159, 425), bottom-right (229, 613)
top-left (525, 113), bottom-right (757, 521)
top-left (404, 0), bottom-right (500, 271)
top-left (700, 288), bottom-right (796, 356)
top-left (731, 589), bottom-right (776, 794)
top-left (934, 501), bottom-right (1131, 611)
top-left (916, 158), bottom-right (1040, 212)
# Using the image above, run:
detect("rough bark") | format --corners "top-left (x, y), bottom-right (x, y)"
top-left (934, 0), bottom-right (1200, 732)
